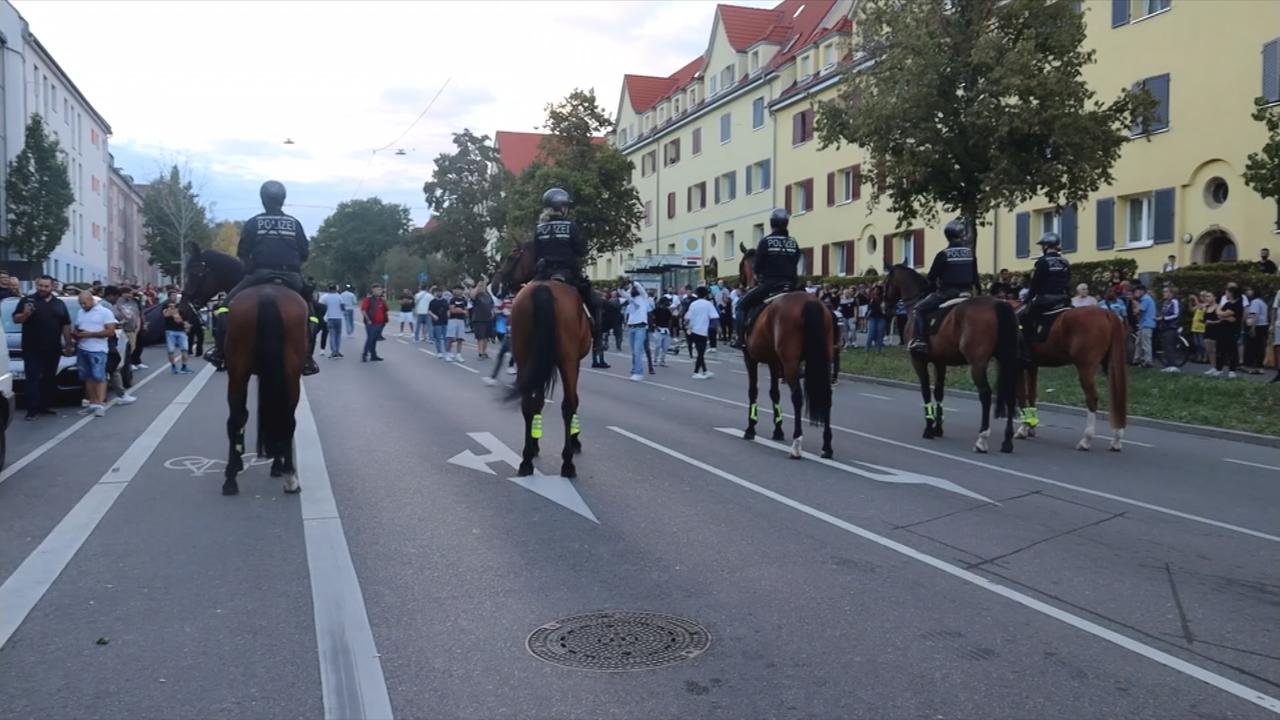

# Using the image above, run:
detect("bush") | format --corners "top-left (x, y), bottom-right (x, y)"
top-left (1156, 263), bottom-right (1280, 301)
top-left (1069, 258), bottom-right (1139, 294)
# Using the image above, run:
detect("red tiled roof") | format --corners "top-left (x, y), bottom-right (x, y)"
top-left (493, 131), bottom-right (605, 177)
top-left (718, 4), bottom-right (784, 50)
top-left (624, 75), bottom-right (678, 114)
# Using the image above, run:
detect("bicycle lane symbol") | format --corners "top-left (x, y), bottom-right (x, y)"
top-left (164, 455), bottom-right (275, 477)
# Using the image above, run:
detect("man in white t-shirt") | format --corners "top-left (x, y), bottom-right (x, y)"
top-left (319, 285), bottom-right (347, 358)
top-left (413, 283), bottom-right (434, 342)
top-left (685, 286), bottom-right (718, 379)
top-left (340, 286), bottom-right (357, 335)
top-left (74, 290), bottom-right (117, 417)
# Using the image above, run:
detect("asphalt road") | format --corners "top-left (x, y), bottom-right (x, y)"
top-left (1, 329), bottom-right (1277, 720)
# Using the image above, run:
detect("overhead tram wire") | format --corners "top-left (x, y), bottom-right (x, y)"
top-left (350, 77), bottom-right (452, 199)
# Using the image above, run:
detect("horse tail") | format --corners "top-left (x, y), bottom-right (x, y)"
top-left (993, 300), bottom-right (1019, 420)
top-left (510, 284), bottom-right (558, 401)
top-left (801, 299), bottom-right (832, 426)
top-left (1105, 312), bottom-right (1129, 429)
top-left (255, 291), bottom-right (291, 458)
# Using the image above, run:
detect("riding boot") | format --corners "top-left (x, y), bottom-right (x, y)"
top-left (302, 318), bottom-right (320, 376)
top-left (730, 308), bottom-right (747, 349)
top-left (908, 313), bottom-right (929, 353)
top-left (206, 308), bottom-right (227, 368)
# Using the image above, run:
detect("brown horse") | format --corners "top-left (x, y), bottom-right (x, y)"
top-left (1013, 304), bottom-right (1128, 451)
top-left (495, 243), bottom-right (593, 478)
top-left (738, 246), bottom-right (834, 459)
top-left (882, 265), bottom-right (1018, 453)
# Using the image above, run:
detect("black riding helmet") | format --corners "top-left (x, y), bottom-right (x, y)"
top-left (542, 187), bottom-right (571, 210)
top-left (769, 207), bottom-right (790, 232)
top-left (944, 218), bottom-right (967, 243)
top-left (260, 180), bottom-right (286, 211)
top-left (1038, 231), bottom-right (1061, 249)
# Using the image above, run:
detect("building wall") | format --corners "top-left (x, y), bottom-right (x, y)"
top-left (107, 167), bottom-right (156, 286)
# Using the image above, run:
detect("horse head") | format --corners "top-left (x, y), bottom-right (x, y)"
top-left (882, 263), bottom-right (926, 307)
top-left (738, 243), bottom-right (756, 288)
top-left (184, 243), bottom-right (244, 307)
top-left (493, 241), bottom-right (536, 296)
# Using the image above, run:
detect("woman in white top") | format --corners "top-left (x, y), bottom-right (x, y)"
top-left (1070, 283), bottom-right (1098, 308)
top-left (684, 286), bottom-right (718, 379)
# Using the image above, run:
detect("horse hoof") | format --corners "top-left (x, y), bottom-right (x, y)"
top-left (772, 430), bottom-right (786, 442)
top-left (820, 449), bottom-right (833, 459)
top-left (1076, 440), bottom-right (1091, 451)
top-left (284, 484), bottom-right (301, 495)
top-left (560, 464), bottom-right (576, 479)
top-left (922, 429), bottom-right (934, 439)
top-left (973, 446), bottom-right (988, 454)
top-left (1014, 426), bottom-right (1029, 440)
top-left (1000, 441), bottom-right (1014, 454)
top-left (222, 483), bottom-right (239, 496)
top-left (1108, 443), bottom-right (1122, 453)
top-left (934, 427), bottom-right (944, 438)
top-left (517, 462), bottom-right (534, 477)
top-left (743, 429), bottom-right (755, 440)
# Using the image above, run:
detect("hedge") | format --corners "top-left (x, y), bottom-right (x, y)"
top-left (1156, 263), bottom-right (1280, 302)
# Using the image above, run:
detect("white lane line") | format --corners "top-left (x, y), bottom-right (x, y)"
top-left (296, 386), bottom-right (393, 720)
top-left (608, 425), bottom-right (1280, 716)
top-left (0, 365), bottom-right (215, 649)
top-left (396, 339), bottom-right (408, 345)
top-left (1099, 435), bottom-right (1155, 449)
top-left (0, 365), bottom-right (170, 486)
top-left (583, 370), bottom-right (1279, 544)
top-left (859, 392), bottom-right (892, 400)
top-left (1224, 458), bottom-right (1280, 472)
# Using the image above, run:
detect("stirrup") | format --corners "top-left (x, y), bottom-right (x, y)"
top-left (908, 339), bottom-right (929, 354)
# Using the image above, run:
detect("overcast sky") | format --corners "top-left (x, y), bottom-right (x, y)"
top-left (15, 0), bottom-right (774, 232)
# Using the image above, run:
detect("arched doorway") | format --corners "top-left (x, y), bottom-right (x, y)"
top-left (1192, 227), bottom-right (1237, 264)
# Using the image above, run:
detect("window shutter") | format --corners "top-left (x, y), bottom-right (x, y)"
top-left (1149, 74), bottom-right (1170, 131)
top-left (1015, 212), bottom-right (1031, 258)
top-left (745, 164), bottom-right (754, 195)
top-left (912, 229), bottom-right (925, 268)
top-left (701, 183), bottom-right (708, 209)
top-left (852, 164), bottom-right (862, 200)
top-left (821, 244), bottom-right (830, 276)
top-left (714, 178), bottom-right (721, 205)
top-left (804, 178), bottom-right (815, 212)
top-left (687, 187), bottom-right (693, 212)
top-left (668, 192), bottom-right (675, 219)
top-left (1263, 40), bottom-right (1279, 103)
top-left (1111, 0), bottom-right (1129, 27)
top-left (792, 113), bottom-right (802, 145)
top-left (785, 184), bottom-right (793, 213)
top-left (1153, 187), bottom-right (1175, 243)
top-left (826, 172), bottom-right (835, 207)
top-left (883, 232), bottom-right (893, 269)
top-left (1096, 198), bottom-right (1115, 250)
top-left (761, 159), bottom-right (771, 190)
top-left (802, 248), bottom-right (814, 277)
top-left (1061, 205), bottom-right (1078, 253)
top-left (729, 172), bottom-right (736, 201)
top-left (845, 241), bottom-right (856, 274)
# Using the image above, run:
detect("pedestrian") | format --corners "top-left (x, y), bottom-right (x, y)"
top-left (1271, 287), bottom-right (1280, 382)
top-left (0, 271), bottom-right (13, 300)
top-left (1206, 285), bottom-right (1241, 377)
top-left (397, 288), bottom-right (415, 337)
top-left (443, 285), bottom-right (469, 361)
top-left (1161, 254), bottom-right (1178, 273)
top-left (98, 286), bottom-right (137, 405)
top-left (161, 293), bottom-right (194, 374)
top-left (1070, 283), bottom-right (1097, 308)
top-left (893, 299), bottom-right (908, 345)
top-left (471, 284), bottom-right (495, 360)
top-left (1258, 248), bottom-right (1276, 275)
top-left (13, 275), bottom-right (73, 420)
top-left (413, 283), bottom-right (433, 342)
top-left (184, 298), bottom-right (204, 358)
top-left (685, 286), bottom-right (716, 379)
top-left (340, 285), bottom-right (357, 335)
top-left (604, 291), bottom-right (623, 352)
top-left (621, 279), bottom-right (653, 381)
top-left (73, 290), bottom-right (117, 417)
top-left (360, 284), bottom-right (388, 362)
top-left (865, 285), bottom-right (887, 351)
top-left (1131, 284), bottom-right (1156, 367)
top-left (1189, 291), bottom-right (1208, 363)
top-left (839, 288), bottom-right (857, 347)
top-left (1243, 286), bottom-right (1269, 374)
top-left (1201, 292), bottom-right (1220, 371)
top-left (428, 286), bottom-right (449, 357)
top-left (1102, 289), bottom-right (1127, 325)
top-left (129, 286), bottom-right (149, 370)
top-left (116, 286), bottom-right (143, 370)
top-left (312, 290), bottom-right (329, 355)
top-left (651, 297), bottom-right (673, 366)
top-left (319, 284), bottom-right (345, 358)
top-left (1157, 286), bottom-right (1182, 373)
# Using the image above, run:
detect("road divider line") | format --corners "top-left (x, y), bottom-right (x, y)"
top-left (608, 425), bottom-right (1280, 716)
top-left (0, 364), bottom-right (214, 649)
top-left (1225, 458), bottom-right (1280, 472)
top-left (295, 386), bottom-right (393, 720)
top-left (0, 365), bottom-right (170, 486)
top-left (582, 369), bottom-right (1278, 544)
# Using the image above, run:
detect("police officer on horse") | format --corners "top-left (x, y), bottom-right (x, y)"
top-left (531, 187), bottom-right (600, 334)
top-left (909, 218), bottom-right (980, 354)
top-left (205, 180), bottom-right (320, 376)
top-left (1018, 231), bottom-right (1071, 358)
top-left (732, 208), bottom-right (800, 349)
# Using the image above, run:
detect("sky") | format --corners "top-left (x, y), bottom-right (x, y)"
top-left (15, 0), bottom-right (775, 233)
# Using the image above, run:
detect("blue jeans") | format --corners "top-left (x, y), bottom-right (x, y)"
top-left (363, 323), bottom-right (385, 358)
top-left (628, 325), bottom-right (647, 375)
top-left (653, 329), bottom-right (671, 359)
top-left (343, 309), bottom-right (355, 335)
top-left (865, 316), bottom-right (886, 351)
top-left (326, 319), bottom-right (343, 354)
top-left (414, 314), bottom-right (431, 341)
top-left (431, 323), bottom-right (447, 354)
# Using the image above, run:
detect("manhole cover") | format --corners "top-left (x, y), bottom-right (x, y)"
top-left (526, 611), bottom-right (710, 671)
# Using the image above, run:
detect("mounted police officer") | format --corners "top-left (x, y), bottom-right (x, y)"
top-left (205, 180), bottom-right (319, 376)
top-left (732, 208), bottom-right (800, 349)
top-left (909, 218), bottom-right (980, 354)
top-left (532, 187), bottom-right (600, 333)
top-left (1018, 231), bottom-right (1071, 356)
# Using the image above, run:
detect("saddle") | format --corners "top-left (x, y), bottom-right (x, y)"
top-left (1028, 304), bottom-right (1070, 342)
top-left (746, 283), bottom-right (796, 326)
top-left (924, 293), bottom-right (971, 337)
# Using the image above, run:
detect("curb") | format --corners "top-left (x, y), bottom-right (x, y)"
top-left (836, 372), bottom-right (1280, 449)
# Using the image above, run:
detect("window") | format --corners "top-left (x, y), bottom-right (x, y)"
top-left (791, 180), bottom-right (813, 214)
top-left (800, 54), bottom-right (812, 80)
top-left (720, 112), bottom-right (732, 143)
top-left (1126, 193), bottom-right (1154, 246)
top-left (664, 138), bottom-right (681, 167)
top-left (92, 175), bottom-right (100, 194)
top-left (721, 65), bottom-right (733, 90)
top-left (63, 98), bottom-right (69, 124)
top-left (641, 151), bottom-right (656, 177)
top-left (691, 127), bottom-right (702, 155)
top-left (618, 128), bottom-right (628, 146)
top-left (674, 96), bottom-right (682, 115)
top-left (752, 97), bottom-right (765, 129)
top-left (667, 192), bottom-right (676, 219)
top-left (839, 167), bottom-right (857, 203)
top-left (1039, 209), bottom-right (1061, 238)
top-left (91, 128), bottom-right (99, 146)
top-left (899, 234), bottom-right (916, 268)
top-left (746, 159), bottom-right (771, 194)
top-left (42, 75), bottom-right (49, 116)
top-left (716, 171), bottom-right (737, 204)
top-left (752, 224), bottom-right (765, 244)
top-left (792, 109), bottom-right (814, 145)
top-left (644, 201), bottom-right (653, 227)
top-left (750, 50), bottom-right (760, 74)
top-left (658, 106), bottom-right (666, 124)
top-left (725, 230), bottom-right (735, 258)
top-left (1139, 0), bottom-right (1170, 18)
top-left (1130, 74), bottom-right (1170, 135)
top-left (822, 43), bottom-right (837, 70)
top-left (689, 87), bottom-right (698, 106)
top-left (1263, 39), bottom-right (1280, 105)
top-left (688, 182), bottom-right (707, 212)
top-left (833, 243), bottom-right (848, 276)
top-left (710, 76), bottom-right (718, 96)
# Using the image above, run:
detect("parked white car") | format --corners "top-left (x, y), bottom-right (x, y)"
top-left (0, 296), bottom-right (132, 403)
top-left (0, 334), bottom-right (13, 469)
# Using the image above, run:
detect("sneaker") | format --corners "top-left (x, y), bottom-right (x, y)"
top-left (116, 394), bottom-right (137, 405)
top-left (1226, 371), bottom-right (1237, 379)
top-left (629, 373), bottom-right (644, 382)
top-left (1161, 366), bottom-right (1180, 373)
top-left (482, 377), bottom-right (496, 386)
top-left (1204, 368), bottom-right (1221, 376)
top-left (708, 347), bottom-right (717, 354)
top-left (692, 372), bottom-right (705, 380)
top-left (507, 366), bottom-right (517, 375)
top-left (171, 366), bottom-right (179, 375)
top-left (81, 398), bottom-right (90, 408)
top-left (92, 404), bottom-right (106, 417)
top-left (702, 371), bottom-right (715, 379)
top-left (454, 355), bottom-right (465, 363)
top-left (178, 367), bottom-right (194, 375)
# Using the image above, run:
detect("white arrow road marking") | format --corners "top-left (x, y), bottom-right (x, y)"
top-left (715, 427), bottom-right (996, 504)
top-left (448, 432), bottom-right (598, 524)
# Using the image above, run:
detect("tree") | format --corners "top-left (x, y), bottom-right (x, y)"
top-left (418, 130), bottom-right (507, 281)
top-left (504, 89), bottom-right (644, 262)
top-left (370, 241), bottom-right (463, 295)
top-left (4, 115), bottom-right (74, 269)
top-left (209, 220), bottom-right (243, 256)
top-left (306, 198), bottom-right (412, 288)
top-left (815, 0), bottom-right (1156, 243)
top-left (1244, 99), bottom-right (1280, 231)
top-left (141, 165), bottom-right (212, 280)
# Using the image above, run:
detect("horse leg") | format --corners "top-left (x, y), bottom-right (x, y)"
top-left (223, 373), bottom-right (249, 496)
top-left (932, 363), bottom-right (946, 437)
top-left (744, 357), bottom-right (760, 440)
top-left (787, 374), bottom-right (804, 459)
top-left (970, 361), bottom-right (992, 453)
top-left (1075, 362), bottom-right (1099, 451)
top-left (518, 391), bottom-right (542, 476)
top-left (914, 358), bottom-right (936, 439)
top-left (769, 370), bottom-right (785, 442)
top-left (560, 366), bottom-right (580, 478)
top-left (1015, 366), bottom-right (1040, 439)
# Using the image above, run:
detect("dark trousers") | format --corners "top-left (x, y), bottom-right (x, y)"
top-left (316, 317), bottom-right (329, 351)
top-left (363, 323), bottom-right (385, 359)
top-left (1159, 326), bottom-right (1179, 367)
top-left (1215, 327), bottom-right (1240, 371)
top-left (188, 319), bottom-right (204, 356)
top-left (129, 332), bottom-right (145, 365)
top-left (24, 347), bottom-right (61, 414)
top-left (690, 333), bottom-right (708, 374)
top-left (1244, 326), bottom-right (1267, 368)
top-left (612, 322), bottom-right (623, 351)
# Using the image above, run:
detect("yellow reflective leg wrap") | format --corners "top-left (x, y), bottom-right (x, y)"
top-left (773, 403), bottom-right (782, 418)
top-left (924, 403), bottom-right (936, 421)
top-left (531, 414), bottom-right (543, 439)
top-left (570, 414), bottom-right (581, 436)
top-left (749, 403), bottom-right (758, 421)
top-left (1025, 406), bottom-right (1040, 427)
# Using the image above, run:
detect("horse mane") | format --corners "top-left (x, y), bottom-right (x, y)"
top-left (890, 263), bottom-right (929, 293)
top-left (200, 248), bottom-right (245, 278)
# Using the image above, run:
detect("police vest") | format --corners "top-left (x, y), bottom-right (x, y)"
top-left (1033, 254), bottom-right (1071, 296)
top-left (757, 234), bottom-right (800, 280)
top-left (938, 245), bottom-right (976, 288)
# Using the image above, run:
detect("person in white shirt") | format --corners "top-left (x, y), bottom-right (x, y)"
top-left (339, 286), bottom-right (357, 335)
top-left (685, 286), bottom-right (718, 379)
top-left (621, 279), bottom-right (653, 381)
top-left (318, 284), bottom-right (347, 358)
top-left (1070, 283), bottom-right (1097, 308)
top-left (1161, 255), bottom-right (1178, 273)
top-left (413, 283), bottom-right (434, 342)
top-left (74, 290), bottom-right (117, 417)
top-left (1243, 286), bottom-right (1270, 373)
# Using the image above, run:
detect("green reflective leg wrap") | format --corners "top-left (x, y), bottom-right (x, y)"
top-left (933, 402), bottom-right (943, 418)
top-left (773, 403), bottom-right (782, 419)
top-left (1025, 406), bottom-right (1040, 427)
top-left (531, 414), bottom-right (543, 439)
top-left (570, 414), bottom-right (581, 436)
top-left (749, 403), bottom-right (758, 421)
top-left (924, 403), bottom-right (936, 421)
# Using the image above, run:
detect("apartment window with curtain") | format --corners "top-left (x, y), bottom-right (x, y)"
top-left (1263, 38), bottom-right (1280, 105)
top-left (1126, 193), bottom-right (1154, 246)
top-left (752, 97), bottom-right (765, 129)
top-left (899, 234), bottom-right (915, 268)
top-left (832, 243), bottom-right (848, 276)
top-left (721, 65), bottom-right (733, 90)
top-left (720, 112), bottom-right (732, 143)
top-left (750, 50), bottom-right (760, 74)
top-left (1130, 74), bottom-right (1170, 135)
top-left (710, 76), bottom-right (718, 96)
top-left (800, 55), bottom-right (812, 80)
top-left (692, 127), bottom-right (702, 155)
top-left (716, 171), bottom-right (737, 205)
top-left (1039, 209), bottom-right (1061, 238)
top-left (644, 201), bottom-right (653, 227)
top-left (664, 138), bottom-right (681, 167)
top-left (746, 159), bottom-right (771, 194)
top-left (822, 43), bottom-right (837, 69)
top-left (792, 109), bottom-right (814, 145)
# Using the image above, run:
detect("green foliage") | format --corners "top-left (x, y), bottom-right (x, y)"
top-left (141, 165), bottom-right (212, 279)
top-left (4, 115), bottom-right (74, 268)
top-left (504, 89), bottom-right (644, 262)
top-left (307, 198), bottom-right (412, 288)
top-left (418, 130), bottom-right (507, 281)
top-left (369, 242), bottom-right (462, 295)
top-left (1157, 264), bottom-right (1280, 301)
top-left (1067, 257), bottom-right (1139, 293)
top-left (1243, 98), bottom-right (1280, 230)
top-left (816, 0), bottom-right (1156, 242)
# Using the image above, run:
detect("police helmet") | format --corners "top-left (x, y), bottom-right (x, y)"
top-left (1037, 232), bottom-right (1061, 249)
top-left (943, 218), bottom-right (967, 244)
top-left (260, 180), bottom-right (287, 210)
top-left (542, 187), bottom-right (571, 210)
top-left (769, 208), bottom-right (790, 231)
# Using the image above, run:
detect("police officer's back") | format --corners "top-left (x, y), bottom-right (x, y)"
top-left (533, 188), bottom-right (585, 278)
top-left (1027, 233), bottom-right (1071, 307)
top-left (733, 208), bottom-right (799, 347)
top-left (909, 219), bottom-right (978, 352)
top-left (238, 181), bottom-right (309, 282)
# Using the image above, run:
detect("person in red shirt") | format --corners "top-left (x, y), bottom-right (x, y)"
top-left (359, 284), bottom-right (388, 362)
